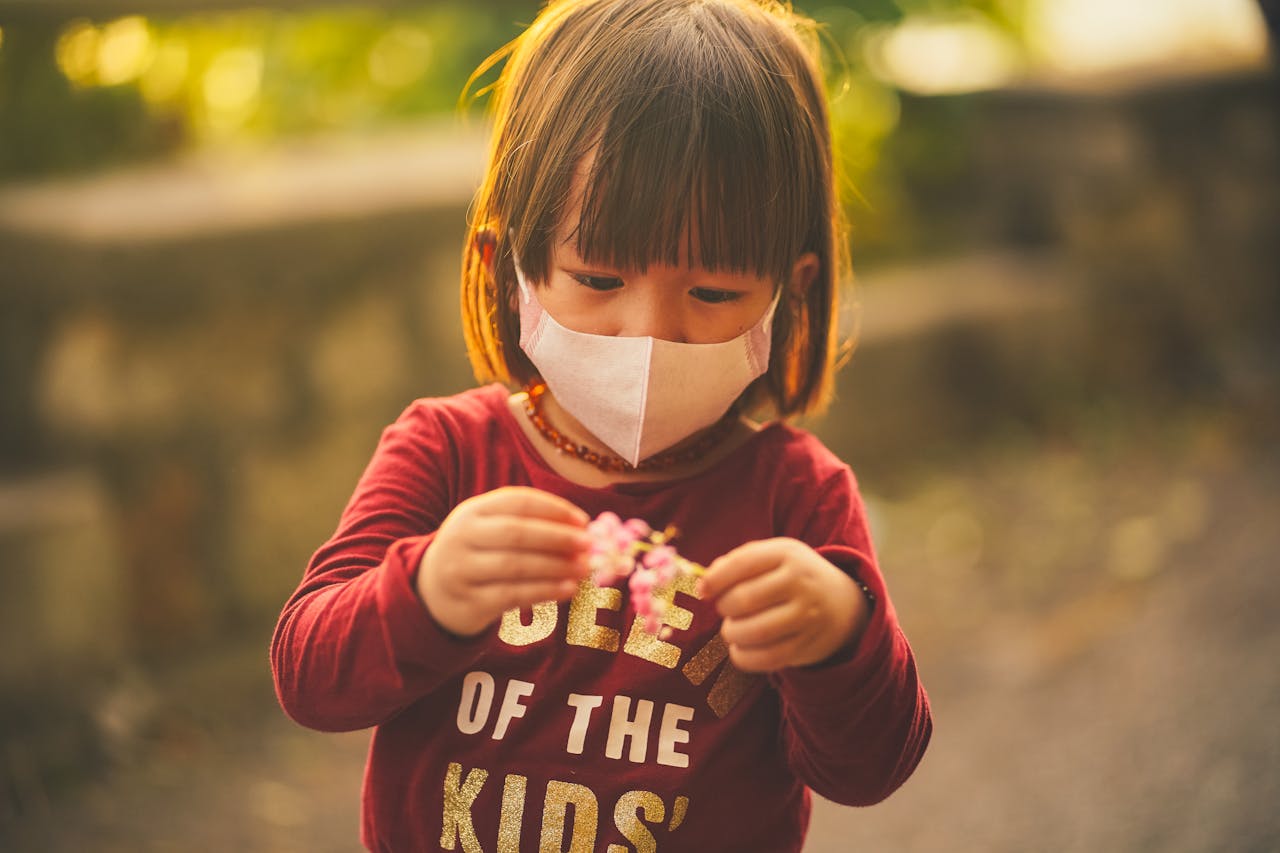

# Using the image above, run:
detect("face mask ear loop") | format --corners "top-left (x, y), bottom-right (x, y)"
top-left (758, 284), bottom-right (784, 340)
top-left (508, 228), bottom-right (534, 304)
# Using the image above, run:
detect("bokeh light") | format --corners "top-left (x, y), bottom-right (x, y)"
top-left (18, 1), bottom-right (1272, 185)
top-left (201, 46), bottom-right (265, 134)
top-left (864, 12), bottom-right (1022, 95)
top-left (1026, 0), bottom-right (1269, 76)
top-left (55, 19), bottom-right (100, 88)
top-left (95, 16), bottom-right (156, 87)
top-left (139, 36), bottom-right (191, 105)
top-left (368, 23), bottom-right (433, 90)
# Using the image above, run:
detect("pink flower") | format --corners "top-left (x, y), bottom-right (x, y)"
top-left (587, 511), bottom-right (622, 547)
top-left (629, 569), bottom-right (656, 622)
top-left (643, 597), bottom-right (668, 634)
top-left (586, 511), bottom-right (700, 637)
top-left (629, 569), bottom-right (656, 595)
top-left (586, 512), bottom-right (644, 585)
top-left (614, 520), bottom-right (647, 551)
top-left (589, 552), bottom-right (618, 585)
top-left (642, 545), bottom-right (678, 586)
top-left (623, 518), bottom-right (652, 539)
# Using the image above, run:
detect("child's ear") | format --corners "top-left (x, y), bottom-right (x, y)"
top-left (474, 227), bottom-right (498, 275)
top-left (788, 252), bottom-right (820, 298)
top-left (474, 227), bottom-right (518, 316)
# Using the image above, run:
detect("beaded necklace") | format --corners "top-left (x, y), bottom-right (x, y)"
top-left (521, 382), bottom-right (739, 474)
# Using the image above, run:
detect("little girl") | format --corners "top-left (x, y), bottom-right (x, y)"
top-left (272, 1), bottom-right (931, 850)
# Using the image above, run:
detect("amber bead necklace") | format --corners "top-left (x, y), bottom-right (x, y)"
top-left (521, 382), bottom-right (739, 474)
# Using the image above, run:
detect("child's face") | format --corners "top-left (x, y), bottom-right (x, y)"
top-left (516, 155), bottom-right (818, 346)
top-left (537, 234), bottom-right (781, 345)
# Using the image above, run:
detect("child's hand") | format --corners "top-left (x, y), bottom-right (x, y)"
top-left (698, 538), bottom-right (870, 673)
top-left (418, 487), bottom-right (591, 637)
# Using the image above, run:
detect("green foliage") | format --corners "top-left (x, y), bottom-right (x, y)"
top-left (0, 4), bottom-right (542, 178)
top-left (0, 0), bottom-right (1029, 252)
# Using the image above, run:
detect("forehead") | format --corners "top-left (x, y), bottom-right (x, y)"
top-left (551, 143), bottom-right (789, 279)
top-left (552, 152), bottom-right (686, 268)
top-left (502, 1), bottom-right (823, 284)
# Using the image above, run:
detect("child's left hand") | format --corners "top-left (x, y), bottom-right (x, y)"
top-left (698, 538), bottom-right (870, 673)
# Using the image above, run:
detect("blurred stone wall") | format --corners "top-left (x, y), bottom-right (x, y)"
top-left (826, 69), bottom-right (1280, 480)
top-left (0, 125), bottom-right (485, 787)
top-left (1, 203), bottom-right (473, 646)
top-left (0, 70), bottom-right (1276, 792)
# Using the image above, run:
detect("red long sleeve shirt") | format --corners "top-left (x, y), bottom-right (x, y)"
top-left (271, 384), bottom-right (931, 852)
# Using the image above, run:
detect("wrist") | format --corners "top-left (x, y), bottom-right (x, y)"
top-left (417, 550), bottom-right (486, 639)
top-left (844, 573), bottom-right (875, 642)
top-left (809, 572), bottom-right (875, 668)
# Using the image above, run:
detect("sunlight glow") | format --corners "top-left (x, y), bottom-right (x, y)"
top-left (864, 13), bottom-right (1021, 95)
top-left (1027, 0), bottom-right (1270, 76)
top-left (96, 16), bottom-right (155, 86)
top-left (139, 37), bottom-right (190, 104)
top-left (368, 24), bottom-right (433, 89)
top-left (202, 47), bottom-right (264, 131)
top-left (55, 20), bottom-right (100, 87)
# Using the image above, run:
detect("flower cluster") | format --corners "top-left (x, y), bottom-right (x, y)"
top-left (585, 511), bottom-right (697, 635)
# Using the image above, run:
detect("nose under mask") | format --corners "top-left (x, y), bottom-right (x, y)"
top-left (511, 238), bottom-right (777, 466)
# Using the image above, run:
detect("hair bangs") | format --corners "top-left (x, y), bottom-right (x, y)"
top-left (568, 11), bottom-right (814, 285)
top-left (463, 0), bottom-right (845, 416)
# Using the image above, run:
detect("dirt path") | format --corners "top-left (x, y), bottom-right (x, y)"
top-left (3, 414), bottom-right (1276, 853)
top-left (808, 434), bottom-right (1280, 852)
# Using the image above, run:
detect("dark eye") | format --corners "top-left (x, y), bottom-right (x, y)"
top-left (571, 273), bottom-right (623, 292)
top-left (690, 287), bottom-right (743, 304)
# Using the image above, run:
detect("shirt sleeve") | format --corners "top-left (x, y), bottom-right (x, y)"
top-left (768, 466), bottom-right (932, 806)
top-left (270, 402), bottom-right (490, 732)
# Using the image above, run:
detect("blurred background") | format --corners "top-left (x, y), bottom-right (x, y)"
top-left (0, 0), bottom-right (1277, 850)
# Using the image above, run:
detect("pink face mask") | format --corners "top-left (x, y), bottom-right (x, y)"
top-left (511, 239), bottom-right (778, 467)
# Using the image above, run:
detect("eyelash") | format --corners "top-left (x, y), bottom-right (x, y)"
top-left (689, 288), bottom-right (742, 304)
top-left (569, 274), bottom-right (742, 304)
top-left (571, 274), bottom-right (622, 292)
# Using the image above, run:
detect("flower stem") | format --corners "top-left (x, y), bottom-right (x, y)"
top-left (630, 540), bottom-right (705, 576)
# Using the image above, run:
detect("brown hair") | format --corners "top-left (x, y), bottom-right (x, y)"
top-left (460, 0), bottom-right (848, 416)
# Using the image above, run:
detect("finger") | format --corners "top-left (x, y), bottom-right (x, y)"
top-left (714, 566), bottom-right (794, 620)
top-left (727, 617), bottom-right (824, 671)
top-left (464, 550), bottom-right (589, 586)
top-left (698, 539), bottom-right (791, 599)
top-left (465, 516), bottom-right (591, 557)
top-left (473, 487), bottom-right (590, 526)
top-left (728, 630), bottom-right (811, 674)
top-left (477, 577), bottom-right (583, 613)
top-left (721, 599), bottom-right (809, 649)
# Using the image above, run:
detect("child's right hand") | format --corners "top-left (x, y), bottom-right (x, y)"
top-left (417, 487), bottom-right (591, 637)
